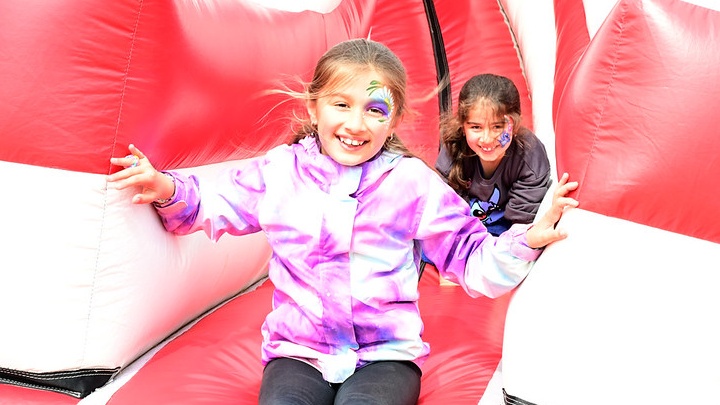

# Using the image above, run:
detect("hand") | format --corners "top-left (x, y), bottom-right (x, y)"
top-left (107, 144), bottom-right (175, 204)
top-left (525, 172), bottom-right (579, 249)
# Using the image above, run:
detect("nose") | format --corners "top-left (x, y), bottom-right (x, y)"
top-left (477, 128), bottom-right (495, 144)
top-left (344, 108), bottom-right (366, 133)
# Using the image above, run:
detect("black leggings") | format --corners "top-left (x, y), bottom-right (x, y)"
top-left (258, 357), bottom-right (422, 405)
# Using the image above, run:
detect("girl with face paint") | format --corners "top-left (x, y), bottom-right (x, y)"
top-left (435, 74), bottom-right (554, 237)
top-left (107, 40), bottom-right (577, 405)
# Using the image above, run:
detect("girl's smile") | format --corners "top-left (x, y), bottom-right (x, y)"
top-left (338, 136), bottom-right (368, 147)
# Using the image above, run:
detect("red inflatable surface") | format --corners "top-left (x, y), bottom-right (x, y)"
top-left (14, 0), bottom-right (717, 403)
top-left (555, 0), bottom-right (720, 243)
top-left (106, 268), bottom-right (512, 405)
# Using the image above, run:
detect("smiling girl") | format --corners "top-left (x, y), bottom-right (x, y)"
top-left (107, 40), bottom-right (577, 405)
top-left (436, 74), bottom-right (553, 236)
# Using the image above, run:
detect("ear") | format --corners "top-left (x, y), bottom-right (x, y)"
top-left (306, 100), bottom-right (317, 125)
top-left (504, 114), bottom-right (515, 132)
top-left (390, 112), bottom-right (403, 131)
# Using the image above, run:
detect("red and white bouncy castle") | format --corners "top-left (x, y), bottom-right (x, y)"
top-left (1, 0), bottom-right (718, 404)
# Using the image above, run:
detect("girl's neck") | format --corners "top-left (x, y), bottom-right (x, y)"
top-left (479, 159), bottom-right (500, 179)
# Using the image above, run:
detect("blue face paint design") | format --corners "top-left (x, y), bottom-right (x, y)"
top-left (499, 115), bottom-right (513, 146)
top-left (499, 130), bottom-right (511, 146)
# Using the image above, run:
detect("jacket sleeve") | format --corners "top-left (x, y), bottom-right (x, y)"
top-left (153, 158), bottom-right (266, 241)
top-left (417, 171), bottom-right (542, 298)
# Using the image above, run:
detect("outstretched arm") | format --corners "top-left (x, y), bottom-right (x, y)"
top-left (525, 172), bottom-right (579, 249)
top-left (107, 144), bottom-right (175, 205)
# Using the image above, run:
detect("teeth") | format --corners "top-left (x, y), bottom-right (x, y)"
top-left (340, 137), bottom-right (365, 146)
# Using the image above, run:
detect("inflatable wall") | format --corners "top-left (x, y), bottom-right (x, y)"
top-left (1, 0), bottom-right (718, 404)
top-left (501, 0), bottom-right (720, 404)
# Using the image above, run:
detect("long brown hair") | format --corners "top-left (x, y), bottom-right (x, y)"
top-left (441, 73), bottom-right (529, 193)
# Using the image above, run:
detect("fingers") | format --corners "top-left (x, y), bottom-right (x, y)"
top-left (527, 173), bottom-right (579, 249)
top-left (131, 192), bottom-right (156, 205)
top-left (109, 155), bottom-right (139, 169)
top-left (546, 228), bottom-right (569, 245)
top-left (555, 173), bottom-right (578, 194)
top-left (557, 172), bottom-right (570, 185)
top-left (109, 144), bottom-right (147, 169)
top-left (553, 173), bottom-right (579, 210)
top-left (107, 144), bottom-right (149, 188)
top-left (128, 144), bottom-right (146, 160)
top-left (122, 144), bottom-right (147, 169)
top-left (558, 196), bottom-right (579, 210)
top-left (546, 197), bottom-right (578, 224)
top-left (110, 178), bottom-right (158, 204)
top-left (125, 154), bottom-right (140, 168)
top-left (106, 144), bottom-right (163, 205)
top-left (107, 159), bottom-right (141, 184)
top-left (526, 219), bottom-right (569, 249)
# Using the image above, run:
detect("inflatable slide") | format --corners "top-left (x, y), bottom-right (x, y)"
top-left (1, 0), bottom-right (718, 404)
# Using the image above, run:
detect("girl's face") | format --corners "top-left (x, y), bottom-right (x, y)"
top-left (307, 71), bottom-right (396, 166)
top-left (463, 103), bottom-right (513, 167)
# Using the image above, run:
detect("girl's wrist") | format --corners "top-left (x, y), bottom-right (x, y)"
top-left (523, 225), bottom-right (543, 250)
top-left (153, 172), bottom-right (176, 206)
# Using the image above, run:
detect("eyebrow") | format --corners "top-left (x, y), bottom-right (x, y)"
top-left (466, 120), bottom-right (504, 125)
top-left (325, 91), bottom-right (349, 99)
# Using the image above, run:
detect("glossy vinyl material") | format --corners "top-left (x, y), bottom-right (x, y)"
top-left (554, 0), bottom-right (720, 244)
top-left (503, 0), bottom-right (720, 403)
top-left (0, 0), bottom-right (534, 402)
top-left (106, 267), bottom-right (512, 405)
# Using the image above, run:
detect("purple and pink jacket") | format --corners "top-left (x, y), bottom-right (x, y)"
top-left (155, 136), bottom-right (541, 383)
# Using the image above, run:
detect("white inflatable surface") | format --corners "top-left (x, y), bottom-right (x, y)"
top-left (504, 208), bottom-right (720, 404)
top-left (0, 159), bottom-right (271, 372)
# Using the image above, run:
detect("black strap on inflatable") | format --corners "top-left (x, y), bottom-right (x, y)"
top-left (503, 388), bottom-right (539, 405)
top-left (422, 0), bottom-right (452, 118)
top-left (0, 366), bottom-right (118, 398)
top-left (418, 0), bottom-right (450, 281)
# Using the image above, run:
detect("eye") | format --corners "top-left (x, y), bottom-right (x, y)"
top-left (334, 101), bottom-right (350, 109)
top-left (365, 101), bottom-right (390, 118)
top-left (365, 106), bottom-right (385, 118)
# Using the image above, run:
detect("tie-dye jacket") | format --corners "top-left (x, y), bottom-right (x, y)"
top-left (155, 136), bottom-right (542, 383)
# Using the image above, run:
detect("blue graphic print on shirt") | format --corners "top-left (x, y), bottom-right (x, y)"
top-left (469, 185), bottom-right (502, 223)
top-left (469, 185), bottom-right (510, 236)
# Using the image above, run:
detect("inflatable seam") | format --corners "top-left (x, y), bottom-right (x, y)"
top-left (0, 377), bottom-right (82, 398)
top-left (581, 2), bottom-right (627, 196)
top-left (87, 0), bottom-right (146, 366)
top-left (503, 388), bottom-right (538, 405)
top-left (0, 367), bottom-right (118, 398)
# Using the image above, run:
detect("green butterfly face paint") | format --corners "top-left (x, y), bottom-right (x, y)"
top-left (366, 80), bottom-right (394, 123)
